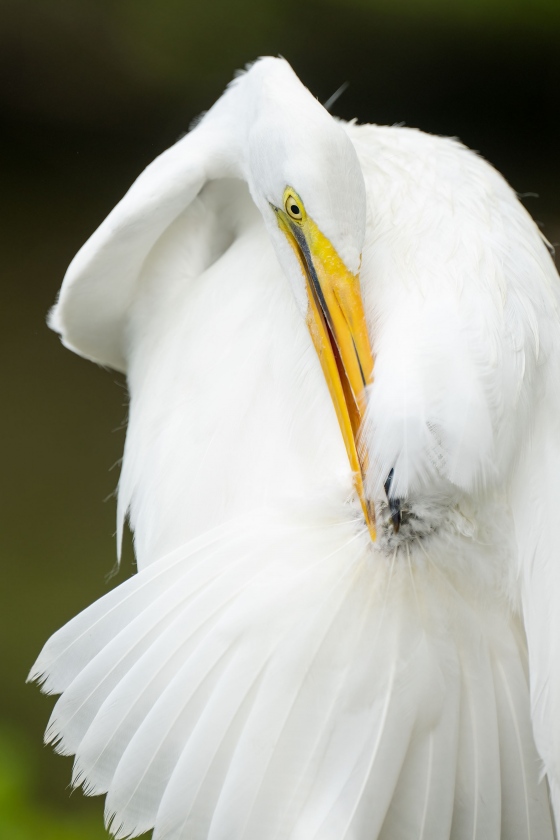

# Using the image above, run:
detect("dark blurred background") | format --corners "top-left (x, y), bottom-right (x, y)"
top-left (2, 0), bottom-right (559, 836)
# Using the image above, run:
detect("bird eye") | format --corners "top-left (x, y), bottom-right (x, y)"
top-left (284, 192), bottom-right (303, 221)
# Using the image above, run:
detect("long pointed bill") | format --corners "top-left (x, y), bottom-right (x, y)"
top-left (275, 207), bottom-right (376, 541)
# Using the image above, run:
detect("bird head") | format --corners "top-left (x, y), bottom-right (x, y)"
top-left (237, 59), bottom-right (376, 537)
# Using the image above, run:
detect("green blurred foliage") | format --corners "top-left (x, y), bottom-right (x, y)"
top-left (0, 727), bottom-right (108, 839)
top-left (3, 0), bottom-right (560, 132)
top-left (348, 0), bottom-right (560, 24)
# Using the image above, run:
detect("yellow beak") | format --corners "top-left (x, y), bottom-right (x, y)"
top-left (274, 205), bottom-right (376, 541)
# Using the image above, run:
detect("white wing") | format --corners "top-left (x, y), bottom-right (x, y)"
top-left (50, 131), bottom-right (206, 371)
top-left (30, 506), bottom-right (554, 840)
top-left (49, 82), bottom-right (246, 372)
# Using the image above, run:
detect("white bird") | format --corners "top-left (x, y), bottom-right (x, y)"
top-left (30, 57), bottom-right (560, 840)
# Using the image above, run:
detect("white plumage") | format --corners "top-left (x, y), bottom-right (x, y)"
top-left (31, 57), bottom-right (560, 839)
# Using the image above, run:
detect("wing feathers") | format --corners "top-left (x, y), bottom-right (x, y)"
top-left (32, 514), bottom-right (555, 839)
top-left (30, 521), bottom-right (239, 694)
top-left (510, 400), bottom-right (560, 831)
top-left (493, 650), bottom-right (553, 839)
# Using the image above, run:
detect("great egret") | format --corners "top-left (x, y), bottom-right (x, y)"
top-left (31, 57), bottom-right (560, 840)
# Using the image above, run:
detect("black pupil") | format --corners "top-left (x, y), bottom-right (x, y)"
top-left (290, 204), bottom-right (300, 216)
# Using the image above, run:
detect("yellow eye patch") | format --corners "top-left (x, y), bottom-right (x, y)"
top-left (283, 188), bottom-right (305, 222)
